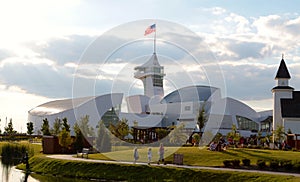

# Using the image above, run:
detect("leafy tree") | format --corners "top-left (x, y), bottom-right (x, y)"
top-left (274, 125), bottom-right (285, 143)
top-left (62, 117), bottom-right (70, 132)
top-left (109, 118), bottom-right (129, 140)
top-left (73, 122), bottom-right (84, 151)
top-left (58, 128), bottom-right (72, 153)
top-left (168, 123), bottom-right (188, 145)
top-left (26, 122), bottom-right (34, 135)
top-left (77, 115), bottom-right (94, 137)
top-left (226, 124), bottom-right (240, 145)
top-left (51, 118), bottom-right (62, 136)
top-left (96, 120), bottom-right (111, 152)
top-left (192, 133), bottom-right (200, 146)
top-left (41, 118), bottom-right (51, 136)
top-left (4, 118), bottom-right (17, 136)
top-left (155, 128), bottom-right (169, 140)
top-left (197, 104), bottom-right (207, 133)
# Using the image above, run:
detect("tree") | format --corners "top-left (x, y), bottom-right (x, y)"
top-left (226, 124), bottom-right (240, 145)
top-left (168, 123), bottom-right (188, 145)
top-left (4, 118), bottom-right (17, 136)
top-left (109, 118), bottom-right (129, 140)
top-left (274, 125), bottom-right (285, 143)
top-left (197, 104), bottom-right (207, 133)
top-left (58, 128), bottom-right (72, 153)
top-left (96, 120), bottom-right (111, 152)
top-left (62, 117), bottom-right (70, 132)
top-left (155, 128), bottom-right (169, 140)
top-left (76, 115), bottom-right (94, 137)
top-left (73, 122), bottom-right (84, 151)
top-left (41, 118), bottom-right (51, 136)
top-left (26, 122), bottom-right (34, 135)
top-left (51, 118), bottom-right (62, 136)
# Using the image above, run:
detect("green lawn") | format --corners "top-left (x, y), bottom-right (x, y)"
top-left (89, 146), bottom-right (300, 167)
top-left (18, 156), bottom-right (300, 182)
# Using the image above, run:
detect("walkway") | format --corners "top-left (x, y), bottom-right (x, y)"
top-left (47, 155), bottom-right (300, 177)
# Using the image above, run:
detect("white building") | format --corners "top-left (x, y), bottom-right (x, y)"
top-left (272, 57), bottom-right (300, 134)
top-left (29, 52), bottom-right (277, 138)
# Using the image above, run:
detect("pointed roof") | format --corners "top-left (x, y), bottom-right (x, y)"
top-left (140, 53), bottom-right (161, 68)
top-left (275, 58), bottom-right (291, 79)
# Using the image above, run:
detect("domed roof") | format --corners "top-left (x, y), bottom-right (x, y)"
top-left (161, 85), bottom-right (219, 103)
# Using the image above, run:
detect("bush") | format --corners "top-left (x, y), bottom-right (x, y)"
top-left (242, 159), bottom-right (250, 166)
top-left (269, 160), bottom-right (279, 170)
top-left (293, 162), bottom-right (300, 171)
top-left (232, 159), bottom-right (240, 167)
top-left (280, 160), bottom-right (293, 170)
top-left (257, 159), bottom-right (266, 169)
top-left (223, 160), bottom-right (231, 167)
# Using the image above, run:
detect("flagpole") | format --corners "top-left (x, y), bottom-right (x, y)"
top-left (154, 23), bottom-right (156, 54)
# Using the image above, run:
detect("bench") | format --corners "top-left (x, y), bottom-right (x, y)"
top-left (77, 148), bottom-right (89, 159)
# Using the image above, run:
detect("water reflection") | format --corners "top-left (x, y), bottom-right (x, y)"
top-left (0, 160), bottom-right (37, 182)
top-left (0, 160), bottom-right (101, 182)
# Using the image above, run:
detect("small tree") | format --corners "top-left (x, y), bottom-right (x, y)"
top-left (96, 120), bottom-right (111, 152)
top-left (168, 123), bottom-right (188, 145)
top-left (197, 104), bottom-right (207, 134)
top-left (58, 128), bottom-right (72, 153)
top-left (41, 118), bottom-right (51, 136)
top-left (73, 122), bottom-right (84, 151)
top-left (51, 118), bottom-right (62, 136)
top-left (4, 118), bottom-right (17, 136)
top-left (62, 117), bottom-right (70, 132)
top-left (227, 124), bottom-right (240, 146)
top-left (155, 128), bottom-right (169, 140)
top-left (109, 118), bottom-right (129, 140)
top-left (77, 115), bottom-right (94, 137)
top-left (26, 122), bottom-right (34, 135)
top-left (274, 125), bottom-right (285, 143)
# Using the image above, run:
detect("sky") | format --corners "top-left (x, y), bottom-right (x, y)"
top-left (1, 0), bottom-right (300, 132)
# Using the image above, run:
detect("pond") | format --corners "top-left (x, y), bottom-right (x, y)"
top-left (0, 160), bottom-right (95, 182)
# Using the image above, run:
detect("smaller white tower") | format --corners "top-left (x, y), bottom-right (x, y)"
top-left (134, 53), bottom-right (165, 98)
top-left (272, 56), bottom-right (294, 133)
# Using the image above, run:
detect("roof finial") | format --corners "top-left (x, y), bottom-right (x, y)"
top-left (282, 53), bottom-right (284, 60)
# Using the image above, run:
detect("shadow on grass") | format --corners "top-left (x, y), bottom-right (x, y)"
top-left (234, 149), bottom-right (274, 161)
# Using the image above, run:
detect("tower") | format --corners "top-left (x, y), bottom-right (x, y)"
top-left (272, 56), bottom-right (294, 133)
top-left (134, 53), bottom-right (165, 98)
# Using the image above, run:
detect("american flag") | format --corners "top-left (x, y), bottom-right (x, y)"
top-left (144, 24), bottom-right (156, 36)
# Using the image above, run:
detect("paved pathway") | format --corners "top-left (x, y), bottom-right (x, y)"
top-left (47, 155), bottom-right (300, 177)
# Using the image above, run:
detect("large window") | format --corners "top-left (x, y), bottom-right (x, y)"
top-left (236, 115), bottom-right (258, 131)
top-left (153, 75), bottom-right (163, 87)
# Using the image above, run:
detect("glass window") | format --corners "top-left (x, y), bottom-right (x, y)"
top-left (236, 115), bottom-right (258, 131)
top-left (153, 75), bottom-right (163, 87)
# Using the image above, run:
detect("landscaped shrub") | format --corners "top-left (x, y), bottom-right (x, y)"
top-left (242, 159), bottom-right (250, 166)
top-left (280, 160), bottom-right (293, 170)
top-left (293, 162), bottom-right (300, 171)
top-left (223, 160), bottom-right (231, 167)
top-left (254, 146), bottom-right (263, 149)
top-left (257, 159), bottom-right (266, 169)
top-left (232, 159), bottom-right (240, 167)
top-left (269, 160), bottom-right (279, 170)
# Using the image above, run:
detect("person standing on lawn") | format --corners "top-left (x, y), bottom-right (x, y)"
top-left (133, 147), bottom-right (139, 164)
top-left (158, 143), bottom-right (165, 165)
top-left (147, 147), bottom-right (152, 165)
